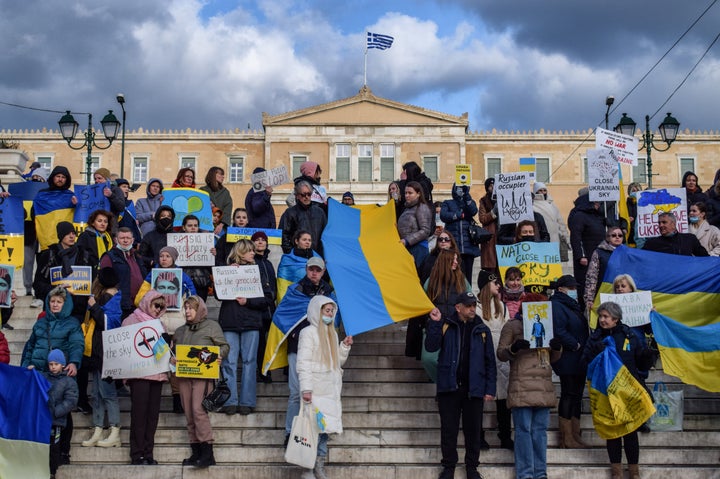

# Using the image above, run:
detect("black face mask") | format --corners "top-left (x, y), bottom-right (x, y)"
top-left (520, 235), bottom-right (535, 242)
top-left (158, 217), bottom-right (173, 231)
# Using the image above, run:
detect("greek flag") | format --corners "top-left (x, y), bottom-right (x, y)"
top-left (367, 32), bottom-right (394, 50)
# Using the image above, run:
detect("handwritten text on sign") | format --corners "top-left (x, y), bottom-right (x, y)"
top-left (251, 165), bottom-right (290, 192)
top-left (167, 233), bottom-right (215, 266)
top-left (599, 291), bottom-right (653, 327)
top-left (635, 188), bottom-right (688, 238)
top-left (212, 265), bottom-right (264, 300)
top-left (101, 319), bottom-right (169, 379)
top-left (496, 242), bottom-right (562, 287)
top-left (595, 127), bottom-right (639, 166)
top-left (494, 172), bottom-right (533, 225)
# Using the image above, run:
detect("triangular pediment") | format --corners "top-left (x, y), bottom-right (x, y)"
top-left (262, 86), bottom-right (468, 127)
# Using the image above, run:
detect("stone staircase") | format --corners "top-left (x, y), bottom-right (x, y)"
top-left (4, 294), bottom-right (719, 479)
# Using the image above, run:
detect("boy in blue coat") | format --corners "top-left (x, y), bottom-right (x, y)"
top-left (46, 349), bottom-right (79, 478)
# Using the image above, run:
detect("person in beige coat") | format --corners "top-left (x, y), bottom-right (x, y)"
top-left (532, 183), bottom-right (571, 262)
top-left (172, 296), bottom-right (229, 468)
top-left (497, 293), bottom-right (562, 479)
top-left (689, 202), bottom-right (720, 256)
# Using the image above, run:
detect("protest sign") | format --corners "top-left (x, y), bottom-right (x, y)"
top-left (73, 184), bottom-right (110, 225)
top-left (167, 233), bottom-right (215, 266)
top-left (587, 148), bottom-right (620, 202)
top-left (251, 165), bottom-right (290, 192)
top-left (162, 188), bottom-right (213, 231)
top-left (519, 157), bottom-right (536, 179)
top-left (522, 301), bottom-right (553, 349)
top-left (635, 188), bottom-right (688, 238)
top-left (496, 242), bottom-right (562, 290)
top-left (0, 196), bottom-right (25, 268)
top-left (50, 265), bottom-right (92, 295)
top-left (0, 265), bottom-right (14, 308)
top-left (595, 127), bottom-right (639, 166)
top-left (494, 172), bottom-right (533, 225)
top-left (225, 227), bottom-right (282, 245)
top-left (175, 345), bottom-right (221, 379)
top-left (600, 291), bottom-right (653, 327)
top-left (454, 164), bottom-right (472, 186)
top-left (101, 319), bottom-right (170, 379)
top-left (212, 265), bottom-right (264, 300)
top-left (151, 268), bottom-right (183, 311)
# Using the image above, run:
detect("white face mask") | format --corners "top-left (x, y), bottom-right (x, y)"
top-left (117, 242), bottom-right (133, 252)
top-left (321, 315), bottom-right (334, 325)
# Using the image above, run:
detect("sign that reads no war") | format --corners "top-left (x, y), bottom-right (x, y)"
top-left (587, 148), bottom-right (620, 202)
top-left (494, 172), bottom-right (533, 226)
top-left (212, 265), bottom-right (264, 300)
top-left (496, 241), bottom-right (562, 288)
top-left (595, 127), bottom-right (639, 166)
top-left (101, 319), bottom-right (170, 379)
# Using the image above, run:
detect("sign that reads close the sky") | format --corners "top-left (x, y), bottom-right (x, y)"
top-left (587, 148), bottom-right (620, 202)
top-left (101, 319), bottom-right (170, 379)
top-left (595, 127), bottom-right (639, 166)
top-left (494, 172), bottom-right (533, 225)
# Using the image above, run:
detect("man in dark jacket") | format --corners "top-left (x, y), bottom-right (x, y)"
top-left (643, 211), bottom-right (708, 256)
top-left (245, 167), bottom-right (277, 228)
top-left (278, 181), bottom-right (327, 255)
top-left (137, 206), bottom-right (176, 271)
top-left (425, 292), bottom-right (497, 479)
top-left (100, 227), bottom-right (147, 318)
top-left (440, 184), bottom-right (480, 281)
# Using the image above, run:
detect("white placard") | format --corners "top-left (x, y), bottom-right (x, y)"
top-left (635, 188), bottom-right (689, 238)
top-left (251, 166), bottom-right (290, 192)
top-left (587, 148), bottom-right (620, 201)
top-left (596, 127), bottom-right (639, 166)
top-left (212, 265), bottom-right (264, 300)
top-left (599, 291), bottom-right (653, 327)
top-left (167, 233), bottom-right (215, 266)
top-left (522, 301), bottom-right (554, 349)
top-left (101, 319), bottom-right (170, 379)
top-left (494, 172), bottom-right (534, 225)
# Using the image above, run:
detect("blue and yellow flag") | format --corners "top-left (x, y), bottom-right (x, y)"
top-left (322, 199), bottom-right (435, 336)
top-left (0, 364), bottom-right (52, 479)
top-left (276, 250), bottom-right (320, 303)
top-left (587, 336), bottom-right (656, 440)
top-left (34, 189), bottom-right (75, 250)
top-left (0, 196), bottom-right (25, 268)
top-left (651, 311), bottom-right (720, 392)
top-left (152, 335), bottom-right (170, 361)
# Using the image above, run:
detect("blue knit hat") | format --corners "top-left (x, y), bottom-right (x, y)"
top-left (48, 349), bottom-right (66, 366)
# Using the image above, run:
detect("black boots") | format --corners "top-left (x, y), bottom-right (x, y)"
top-left (195, 442), bottom-right (216, 468)
top-left (172, 394), bottom-right (184, 414)
top-left (182, 443), bottom-right (201, 466)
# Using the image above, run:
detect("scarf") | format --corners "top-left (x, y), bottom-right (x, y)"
top-left (57, 245), bottom-right (79, 277)
top-left (96, 231), bottom-right (112, 258)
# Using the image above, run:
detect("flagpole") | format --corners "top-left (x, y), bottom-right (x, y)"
top-left (363, 36), bottom-right (368, 86)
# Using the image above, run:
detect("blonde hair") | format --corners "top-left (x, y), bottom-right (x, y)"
top-left (228, 239), bottom-right (255, 264)
top-left (478, 281), bottom-right (503, 322)
top-left (316, 304), bottom-right (340, 370)
top-left (612, 274), bottom-right (637, 293)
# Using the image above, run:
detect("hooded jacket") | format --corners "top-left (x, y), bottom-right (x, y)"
top-left (294, 161), bottom-right (328, 206)
top-left (45, 369), bottom-right (79, 427)
top-left (138, 206), bottom-right (176, 270)
top-left (136, 178), bottom-right (165, 236)
top-left (245, 168), bottom-right (277, 229)
top-left (296, 295), bottom-right (350, 434)
top-left (568, 194), bottom-right (609, 262)
top-left (440, 185), bottom-right (480, 257)
top-left (21, 291), bottom-right (84, 371)
top-left (173, 298), bottom-right (229, 359)
top-left (121, 290), bottom-right (169, 382)
top-left (44, 166), bottom-right (73, 192)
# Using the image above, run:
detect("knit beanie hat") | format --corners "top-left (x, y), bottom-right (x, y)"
top-left (251, 231), bottom-right (268, 242)
top-left (533, 182), bottom-right (547, 194)
top-left (98, 267), bottom-right (119, 288)
top-left (56, 222), bottom-right (75, 241)
top-left (484, 178), bottom-right (495, 191)
top-left (159, 246), bottom-right (179, 263)
top-left (48, 349), bottom-right (67, 366)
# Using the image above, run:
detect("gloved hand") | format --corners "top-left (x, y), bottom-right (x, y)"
top-left (510, 339), bottom-right (530, 353)
top-left (162, 333), bottom-right (172, 344)
top-left (549, 338), bottom-right (562, 351)
top-left (491, 203), bottom-right (499, 218)
top-left (103, 376), bottom-right (114, 383)
top-left (587, 340), bottom-right (606, 358)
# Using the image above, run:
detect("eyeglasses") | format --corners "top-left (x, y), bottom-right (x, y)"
top-left (438, 237), bottom-right (451, 243)
top-left (297, 192), bottom-right (312, 198)
top-left (151, 303), bottom-right (164, 310)
top-left (609, 233), bottom-right (623, 238)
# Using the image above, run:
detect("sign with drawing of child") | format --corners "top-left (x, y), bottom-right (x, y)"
top-left (0, 265), bottom-right (14, 308)
top-left (522, 301), bottom-right (553, 349)
top-left (151, 268), bottom-right (183, 311)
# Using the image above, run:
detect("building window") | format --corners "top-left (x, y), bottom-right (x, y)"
top-left (81, 155), bottom-right (101, 177)
top-left (535, 157), bottom-right (550, 183)
top-left (132, 156), bottom-right (148, 183)
top-left (335, 144), bottom-right (350, 182)
top-left (292, 155), bottom-right (308, 179)
top-left (422, 156), bottom-right (438, 182)
top-left (679, 157), bottom-right (696, 181)
top-left (633, 159), bottom-right (647, 184)
top-left (583, 157), bottom-right (588, 184)
top-left (179, 155), bottom-right (197, 172)
top-left (358, 143), bottom-right (373, 182)
top-left (380, 144), bottom-right (395, 182)
top-left (228, 156), bottom-right (244, 183)
top-left (486, 157), bottom-right (502, 180)
top-left (34, 155), bottom-right (53, 170)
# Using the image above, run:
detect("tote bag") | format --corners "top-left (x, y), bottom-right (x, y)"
top-left (648, 382), bottom-right (684, 431)
top-left (285, 401), bottom-right (318, 469)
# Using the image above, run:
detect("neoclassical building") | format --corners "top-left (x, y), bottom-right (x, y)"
top-left (3, 86), bottom-right (719, 219)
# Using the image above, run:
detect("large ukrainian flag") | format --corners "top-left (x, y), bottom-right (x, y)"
top-left (276, 250), bottom-right (320, 303)
top-left (322, 199), bottom-right (434, 335)
top-left (0, 364), bottom-right (52, 479)
top-left (34, 189), bottom-right (75, 250)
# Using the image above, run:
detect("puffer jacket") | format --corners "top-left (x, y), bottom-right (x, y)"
top-left (440, 186), bottom-right (480, 257)
top-left (550, 291), bottom-right (588, 376)
top-left (296, 295), bottom-right (350, 434)
top-left (497, 318), bottom-right (560, 409)
top-left (479, 301), bottom-right (510, 400)
top-left (21, 293), bottom-right (84, 371)
top-left (45, 370), bottom-right (79, 427)
top-left (397, 201), bottom-right (433, 247)
top-left (121, 291), bottom-right (169, 382)
top-left (568, 194), bottom-right (610, 262)
top-left (173, 299), bottom-right (230, 359)
top-left (425, 311), bottom-right (497, 398)
top-left (136, 178), bottom-right (164, 236)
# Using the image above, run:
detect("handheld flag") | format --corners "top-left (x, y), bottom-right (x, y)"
top-left (152, 335), bottom-right (170, 361)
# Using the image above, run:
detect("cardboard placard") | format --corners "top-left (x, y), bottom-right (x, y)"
top-left (599, 291), bottom-right (653, 327)
top-left (212, 265), bottom-right (264, 300)
top-left (494, 172), bottom-right (534, 225)
top-left (101, 319), bottom-right (170, 379)
top-left (522, 301), bottom-right (553, 349)
top-left (167, 233), bottom-right (215, 266)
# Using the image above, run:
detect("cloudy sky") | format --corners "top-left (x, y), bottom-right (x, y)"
top-left (1, 0), bottom-right (719, 134)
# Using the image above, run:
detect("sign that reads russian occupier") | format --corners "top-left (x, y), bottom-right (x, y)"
top-left (595, 127), bottom-right (639, 166)
top-left (494, 172), bottom-right (533, 225)
top-left (587, 148), bottom-right (620, 202)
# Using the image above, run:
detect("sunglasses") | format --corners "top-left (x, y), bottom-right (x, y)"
top-left (609, 233), bottom-right (623, 238)
top-left (297, 192), bottom-right (312, 198)
top-left (438, 237), bottom-right (451, 243)
top-left (151, 303), bottom-right (165, 310)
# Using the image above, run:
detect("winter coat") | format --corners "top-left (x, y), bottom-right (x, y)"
top-left (137, 206), bottom-right (176, 271)
top-left (533, 193), bottom-right (570, 247)
top-left (690, 220), bottom-right (720, 256)
top-left (278, 202), bottom-right (327, 254)
top-left (397, 173), bottom-right (434, 207)
top-left (218, 262), bottom-right (274, 333)
top-left (568, 194), bottom-right (609, 263)
top-left (440, 186), bottom-right (480, 257)
top-left (136, 179), bottom-right (165, 236)
top-left (245, 187), bottom-right (276, 229)
top-left (296, 295), bottom-right (350, 434)
top-left (45, 371), bottom-right (79, 427)
top-left (496, 212), bottom-right (551, 245)
top-left (583, 240), bottom-right (617, 305)
top-left (173, 299), bottom-right (230, 359)
top-left (477, 194), bottom-right (498, 269)
top-left (706, 186), bottom-right (720, 228)
top-left (582, 322), bottom-right (654, 383)
top-left (642, 233), bottom-right (709, 256)
top-left (21, 294), bottom-right (84, 371)
top-left (76, 226), bottom-right (112, 266)
top-left (284, 277), bottom-right (338, 354)
top-left (121, 291), bottom-right (168, 382)
top-left (0, 331), bottom-right (9, 364)
top-left (200, 185), bottom-right (233, 227)
top-left (478, 301), bottom-right (510, 400)
top-left (255, 250), bottom-right (277, 321)
top-left (33, 243), bottom-right (94, 318)
top-left (99, 247), bottom-right (147, 315)
top-left (425, 311), bottom-right (497, 398)
top-left (550, 291), bottom-right (588, 376)
top-left (496, 318), bottom-right (560, 409)
top-left (86, 291), bottom-right (123, 371)
top-left (397, 200), bottom-right (433, 247)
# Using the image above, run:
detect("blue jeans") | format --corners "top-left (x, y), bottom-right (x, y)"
top-left (285, 352), bottom-right (299, 435)
top-left (512, 407), bottom-right (549, 479)
top-left (222, 330), bottom-right (259, 407)
top-left (317, 433), bottom-right (328, 458)
top-left (91, 369), bottom-right (120, 427)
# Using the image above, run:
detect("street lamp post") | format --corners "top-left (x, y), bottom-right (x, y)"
top-left (116, 93), bottom-right (126, 179)
top-left (614, 112), bottom-right (680, 188)
top-left (58, 110), bottom-right (121, 185)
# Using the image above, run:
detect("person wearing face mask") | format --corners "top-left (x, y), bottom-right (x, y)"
top-left (138, 205), bottom-right (177, 271)
top-left (550, 275), bottom-right (589, 449)
top-left (688, 202), bottom-right (720, 256)
top-left (440, 183), bottom-right (481, 282)
top-left (498, 215), bottom-right (550, 245)
top-left (584, 226), bottom-right (625, 310)
top-left (532, 182), bottom-right (571, 261)
top-left (100, 227), bottom-right (148, 319)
